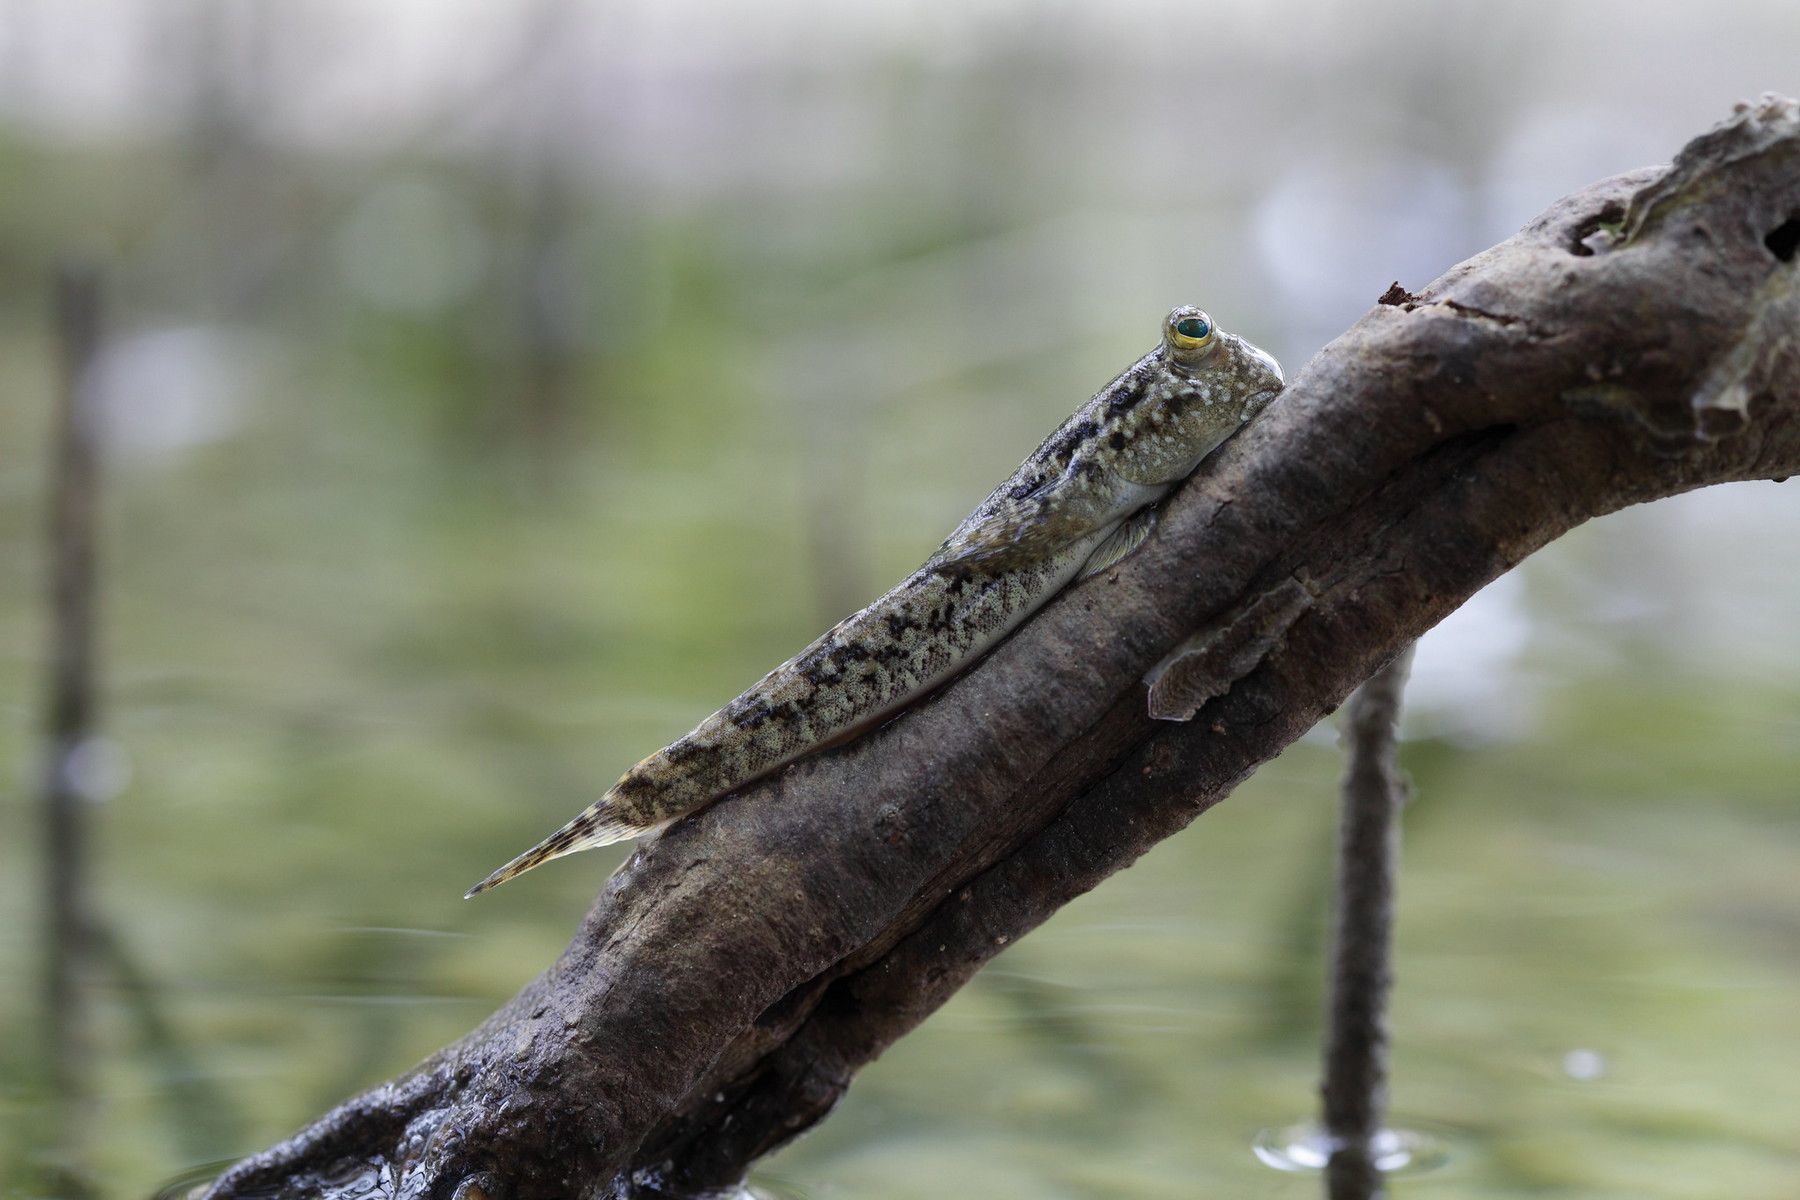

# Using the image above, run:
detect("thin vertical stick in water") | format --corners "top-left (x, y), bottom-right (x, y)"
top-left (41, 262), bottom-right (104, 1192)
top-left (1320, 645), bottom-right (1414, 1200)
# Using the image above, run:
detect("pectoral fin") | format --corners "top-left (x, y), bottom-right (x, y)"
top-left (1077, 507), bottom-right (1158, 580)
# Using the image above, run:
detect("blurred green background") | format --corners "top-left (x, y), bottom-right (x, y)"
top-left (1, 2), bottom-right (1797, 1197)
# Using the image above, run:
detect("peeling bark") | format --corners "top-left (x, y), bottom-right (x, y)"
top-left (205, 96), bottom-right (1800, 1200)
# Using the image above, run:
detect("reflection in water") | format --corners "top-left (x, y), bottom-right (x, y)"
top-left (152, 1156), bottom-right (399, 1200)
top-left (149, 1162), bottom-right (232, 1200)
top-left (150, 1162), bottom-right (796, 1200)
top-left (1252, 1123), bottom-right (1452, 1177)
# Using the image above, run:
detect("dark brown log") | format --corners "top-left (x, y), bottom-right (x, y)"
top-left (205, 96), bottom-right (1800, 1200)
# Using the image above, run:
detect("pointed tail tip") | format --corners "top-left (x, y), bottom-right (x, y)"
top-left (462, 835), bottom-right (575, 898)
top-left (463, 859), bottom-right (529, 899)
top-left (461, 807), bottom-right (652, 900)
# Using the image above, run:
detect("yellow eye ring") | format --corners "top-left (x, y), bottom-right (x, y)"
top-left (1164, 306), bottom-right (1217, 360)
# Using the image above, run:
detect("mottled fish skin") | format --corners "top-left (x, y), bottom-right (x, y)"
top-left (466, 307), bottom-right (1284, 896)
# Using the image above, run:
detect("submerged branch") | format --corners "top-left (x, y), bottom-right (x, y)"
top-left (1321, 645), bottom-right (1413, 1200)
top-left (207, 96), bottom-right (1800, 1200)
top-left (40, 263), bottom-right (105, 1200)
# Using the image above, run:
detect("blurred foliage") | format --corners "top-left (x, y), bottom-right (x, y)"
top-left (1, 2), bottom-right (1799, 1198)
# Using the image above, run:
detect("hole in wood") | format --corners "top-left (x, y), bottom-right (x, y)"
top-left (1765, 212), bottom-right (1800, 262)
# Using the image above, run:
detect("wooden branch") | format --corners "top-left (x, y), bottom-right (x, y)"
top-left (205, 96), bottom-right (1800, 1200)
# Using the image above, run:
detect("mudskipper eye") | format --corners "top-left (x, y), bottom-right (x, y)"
top-left (1164, 307), bottom-right (1217, 361)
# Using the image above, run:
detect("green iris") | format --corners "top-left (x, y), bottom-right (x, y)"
top-left (1175, 316), bottom-right (1211, 339)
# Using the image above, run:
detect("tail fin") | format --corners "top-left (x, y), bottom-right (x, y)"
top-left (463, 802), bottom-right (648, 898)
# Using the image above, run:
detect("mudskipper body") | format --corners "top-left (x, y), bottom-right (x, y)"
top-left (467, 306), bottom-right (1284, 896)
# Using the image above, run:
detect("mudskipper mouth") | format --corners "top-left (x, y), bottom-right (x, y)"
top-left (1247, 384), bottom-right (1286, 417)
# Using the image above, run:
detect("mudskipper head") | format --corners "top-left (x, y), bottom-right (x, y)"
top-left (1079, 306), bottom-right (1285, 491)
top-left (1161, 305), bottom-right (1285, 422)
top-left (1080, 307), bottom-right (1296, 489)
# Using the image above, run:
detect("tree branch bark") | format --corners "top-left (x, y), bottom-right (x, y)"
top-left (206, 96), bottom-right (1800, 1200)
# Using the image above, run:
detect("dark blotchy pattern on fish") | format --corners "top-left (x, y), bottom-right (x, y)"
top-left (466, 309), bottom-right (1283, 895)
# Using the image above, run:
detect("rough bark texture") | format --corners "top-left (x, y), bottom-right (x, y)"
top-left (206, 97), bottom-right (1800, 1200)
